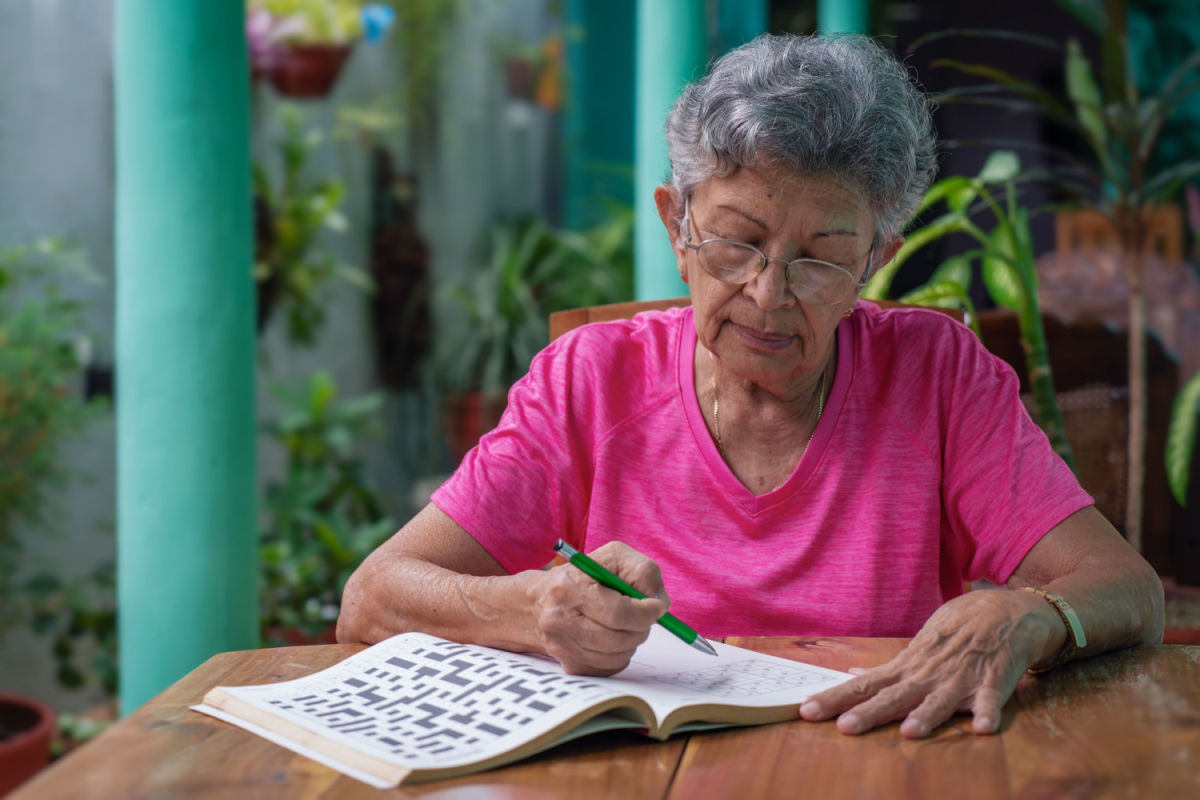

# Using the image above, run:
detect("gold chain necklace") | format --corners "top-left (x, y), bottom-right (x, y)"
top-left (711, 355), bottom-right (826, 458)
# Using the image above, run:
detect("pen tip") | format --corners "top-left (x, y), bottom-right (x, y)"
top-left (693, 636), bottom-right (718, 657)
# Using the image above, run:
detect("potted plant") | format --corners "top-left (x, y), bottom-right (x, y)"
top-left (246, 0), bottom-right (394, 99)
top-left (254, 104), bottom-right (374, 346)
top-left (864, 151), bottom-right (1075, 468)
top-left (259, 370), bottom-right (395, 645)
top-left (0, 238), bottom-right (98, 791)
top-left (432, 213), bottom-right (631, 463)
top-left (910, 10), bottom-right (1200, 552)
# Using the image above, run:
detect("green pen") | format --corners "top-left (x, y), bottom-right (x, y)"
top-left (553, 540), bottom-right (718, 657)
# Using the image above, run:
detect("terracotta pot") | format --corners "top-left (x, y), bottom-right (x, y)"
top-left (264, 43), bottom-right (354, 99)
top-left (443, 391), bottom-right (507, 466)
top-left (0, 692), bottom-right (55, 795)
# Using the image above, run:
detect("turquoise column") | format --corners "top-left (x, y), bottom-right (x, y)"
top-left (634, 0), bottom-right (706, 300)
top-left (717, 0), bottom-right (767, 54)
top-left (818, 0), bottom-right (869, 34)
top-left (115, 0), bottom-right (257, 713)
top-left (564, 0), bottom-right (636, 232)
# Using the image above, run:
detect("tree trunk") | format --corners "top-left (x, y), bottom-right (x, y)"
top-left (1125, 247), bottom-right (1148, 553)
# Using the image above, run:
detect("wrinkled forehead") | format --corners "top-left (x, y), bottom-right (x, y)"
top-left (690, 167), bottom-right (875, 239)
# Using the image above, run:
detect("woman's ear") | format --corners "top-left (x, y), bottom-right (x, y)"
top-left (878, 236), bottom-right (905, 268)
top-left (654, 185), bottom-right (689, 283)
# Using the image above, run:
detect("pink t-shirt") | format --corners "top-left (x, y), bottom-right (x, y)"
top-left (432, 302), bottom-right (1092, 638)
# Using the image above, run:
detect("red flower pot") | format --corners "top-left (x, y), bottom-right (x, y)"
top-left (0, 692), bottom-right (56, 795)
top-left (262, 43), bottom-right (354, 99)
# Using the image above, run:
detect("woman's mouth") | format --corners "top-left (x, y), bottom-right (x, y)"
top-left (732, 323), bottom-right (794, 351)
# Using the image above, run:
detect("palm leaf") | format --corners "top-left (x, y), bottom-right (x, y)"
top-left (1064, 39), bottom-right (1107, 151)
top-left (1140, 160), bottom-right (1200, 204)
top-left (908, 28), bottom-right (1062, 55)
top-left (1167, 370), bottom-right (1200, 506)
top-left (928, 59), bottom-right (1076, 121)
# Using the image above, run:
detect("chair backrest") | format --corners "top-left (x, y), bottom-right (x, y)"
top-left (549, 297), bottom-right (964, 341)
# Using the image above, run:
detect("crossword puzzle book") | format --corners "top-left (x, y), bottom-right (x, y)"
top-left (192, 627), bottom-right (851, 787)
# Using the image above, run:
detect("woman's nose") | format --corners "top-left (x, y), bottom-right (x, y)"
top-left (743, 258), bottom-right (796, 309)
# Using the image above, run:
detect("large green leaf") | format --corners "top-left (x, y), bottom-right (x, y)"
top-left (897, 280), bottom-right (980, 337)
top-left (928, 253), bottom-right (974, 290)
top-left (980, 226), bottom-right (1024, 310)
top-left (1167, 370), bottom-right (1200, 507)
top-left (979, 151), bottom-right (1020, 184)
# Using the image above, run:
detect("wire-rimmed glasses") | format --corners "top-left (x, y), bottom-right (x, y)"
top-left (682, 202), bottom-right (872, 305)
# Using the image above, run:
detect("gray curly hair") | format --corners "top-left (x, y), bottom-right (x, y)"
top-left (665, 33), bottom-right (937, 243)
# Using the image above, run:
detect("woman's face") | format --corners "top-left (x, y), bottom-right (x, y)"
top-left (656, 167), bottom-right (893, 397)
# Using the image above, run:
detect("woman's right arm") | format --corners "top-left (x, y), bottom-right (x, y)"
top-left (336, 503), bottom-right (669, 675)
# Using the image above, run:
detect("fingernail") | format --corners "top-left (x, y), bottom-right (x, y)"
top-left (976, 716), bottom-right (995, 732)
top-left (800, 700), bottom-right (821, 718)
top-left (905, 720), bottom-right (927, 737)
top-left (840, 713), bottom-right (862, 734)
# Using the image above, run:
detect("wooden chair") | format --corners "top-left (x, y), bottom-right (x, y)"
top-left (549, 297), bottom-right (964, 341)
top-left (976, 308), bottom-right (1183, 578)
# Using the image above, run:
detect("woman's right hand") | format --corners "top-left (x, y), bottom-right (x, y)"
top-left (531, 541), bottom-right (670, 676)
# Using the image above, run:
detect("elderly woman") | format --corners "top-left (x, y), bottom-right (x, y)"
top-left (339, 33), bottom-right (1162, 739)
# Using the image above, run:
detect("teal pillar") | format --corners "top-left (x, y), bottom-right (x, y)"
top-left (564, 0), bottom-right (636, 232)
top-left (634, 0), bottom-right (706, 300)
top-left (717, 0), bottom-right (767, 54)
top-left (818, 0), bottom-right (869, 34)
top-left (115, 0), bottom-right (257, 713)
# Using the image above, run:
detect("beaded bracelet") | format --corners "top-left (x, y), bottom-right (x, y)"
top-left (1024, 586), bottom-right (1087, 674)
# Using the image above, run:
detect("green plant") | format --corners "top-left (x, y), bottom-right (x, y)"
top-left (1167, 369), bottom-right (1200, 507)
top-left (255, 105), bottom-right (373, 346)
top-left (911, 9), bottom-right (1200, 551)
top-left (433, 213), bottom-right (631, 397)
top-left (26, 561), bottom-right (117, 698)
top-left (0, 239), bottom-right (98, 637)
top-left (864, 152), bottom-right (1075, 469)
top-left (248, 0), bottom-right (367, 44)
top-left (260, 370), bottom-right (395, 643)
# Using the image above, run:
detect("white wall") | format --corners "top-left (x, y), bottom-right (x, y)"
top-left (0, 0), bottom-right (555, 712)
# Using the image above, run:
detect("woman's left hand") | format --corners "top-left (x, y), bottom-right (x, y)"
top-left (797, 589), bottom-right (1058, 738)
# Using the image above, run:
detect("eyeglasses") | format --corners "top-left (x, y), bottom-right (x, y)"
top-left (682, 202), bottom-right (872, 305)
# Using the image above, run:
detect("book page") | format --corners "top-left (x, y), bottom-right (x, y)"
top-left (607, 628), bottom-right (852, 723)
top-left (193, 629), bottom-right (851, 781)
top-left (196, 633), bottom-right (644, 775)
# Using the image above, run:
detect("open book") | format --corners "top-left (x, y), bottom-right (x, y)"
top-left (193, 627), bottom-right (851, 787)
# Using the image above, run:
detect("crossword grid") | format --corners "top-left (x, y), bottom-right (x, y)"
top-left (647, 660), bottom-right (830, 697)
top-left (263, 641), bottom-right (609, 765)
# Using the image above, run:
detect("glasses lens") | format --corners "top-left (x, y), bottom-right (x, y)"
top-left (695, 240), bottom-right (763, 283)
top-left (789, 260), bottom-right (854, 304)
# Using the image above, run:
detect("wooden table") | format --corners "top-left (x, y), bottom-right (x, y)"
top-left (13, 638), bottom-right (1200, 799)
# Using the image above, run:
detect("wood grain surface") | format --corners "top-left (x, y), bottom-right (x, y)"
top-left (12, 638), bottom-right (1199, 799)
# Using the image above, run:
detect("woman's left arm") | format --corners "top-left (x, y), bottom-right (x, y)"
top-left (798, 505), bottom-right (1164, 738)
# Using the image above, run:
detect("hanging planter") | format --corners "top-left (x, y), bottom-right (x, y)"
top-left (245, 1), bottom-right (394, 100)
top-left (263, 43), bottom-right (354, 99)
top-left (0, 692), bottom-right (55, 795)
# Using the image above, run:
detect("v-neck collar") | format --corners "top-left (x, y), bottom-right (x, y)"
top-left (677, 306), bottom-right (854, 517)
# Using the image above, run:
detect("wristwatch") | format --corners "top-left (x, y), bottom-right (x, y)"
top-left (1024, 586), bottom-right (1087, 674)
